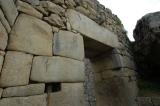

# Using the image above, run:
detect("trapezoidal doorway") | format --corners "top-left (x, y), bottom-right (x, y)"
top-left (83, 36), bottom-right (138, 106)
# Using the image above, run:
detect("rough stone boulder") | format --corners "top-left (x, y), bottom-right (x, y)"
top-left (133, 12), bottom-right (160, 78)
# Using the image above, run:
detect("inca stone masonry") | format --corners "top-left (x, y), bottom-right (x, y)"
top-left (0, 0), bottom-right (138, 106)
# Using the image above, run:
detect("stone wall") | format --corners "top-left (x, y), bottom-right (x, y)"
top-left (137, 97), bottom-right (160, 106)
top-left (0, 0), bottom-right (137, 106)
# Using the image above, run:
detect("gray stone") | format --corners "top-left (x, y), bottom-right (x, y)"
top-left (0, 94), bottom-right (47, 106)
top-left (51, 0), bottom-right (64, 5)
top-left (0, 9), bottom-right (11, 33)
top-left (101, 68), bottom-right (136, 79)
top-left (2, 83), bottom-right (45, 97)
top-left (16, 0), bottom-right (43, 19)
top-left (48, 83), bottom-right (85, 106)
top-left (30, 56), bottom-right (85, 82)
top-left (34, 6), bottom-right (49, 16)
top-left (91, 53), bottom-right (135, 73)
top-left (76, 6), bottom-right (90, 17)
top-left (0, 21), bottom-right (8, 50)
top-left (65, 0), bottom-right (76, 8)
top-left (7, 14), bottom-right (53, 56)
top-left (137, 97), bottom-right (153, 106)
top-left (22, 0), bottom-right (39, 5)
top-left (66, 9), bottom-right (119, 48)
top-left (95, 77), bottom-right (138, 106)
top-left (40, 1), bottom-right (65, 16)
top-left (0, 54), bottom-right (4, 73)
top-left (0, 51), bottom-right (33, 87)
top-left (152, 97), bottom-right (160, 106)
top-left (0, 0), bottom-right (18, 26)
top-left (44, 14), bottom-right (64, 27)
top-left (53, 30), bottom-right (84, 60)
top-left (52, 26), bottom-right (59, 32)
top-left (0, 88), bottom-right (3, 98)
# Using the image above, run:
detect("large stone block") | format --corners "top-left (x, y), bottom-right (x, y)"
top-left (101, 68), bottom-right (137, 79)
top-left (2, 83), bottom-right (45, 97)
top-left (0, 21), bottom-right (8, 50)
top-left (0, 0), bottom-right (18, 26)
top-left (7, 14), bottom-right (53, 56)
top-left (91, 53), bottom-right (135, 73)
top-left (137, 97), bottom-right (153, 106)
top-left (0, 51), bottom-right (33, 87)
top-left (0, 9), bottom-right (11, 33)
top-left (48, 83), bottom-right (86, 106)
top-left (30, 56), bottom-right (85, 82)
top-left (0, 94), bottom-right (47, 106)
top-left (0, 51), bottom-right (5, 73)
top-left (95, 77), bottom-right (138, 106)
top-left (53, 30), bottom-right (84, 60)
top-left (22, 0), bottom-right (40, 5)
top-left (0, 88), bottom-right (3, 98)
top-left (152, 97), bottom-right (160, 106)
top-left (66, 9), bottom-right (119, 48)
top-left (40, 1), bottom-right (65, 16)
top-left (16, 0), bottom-right (43, 19)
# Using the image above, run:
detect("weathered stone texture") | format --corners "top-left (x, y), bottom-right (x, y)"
top-left (0, 0), bottom-right (18, 26)
top-left (44, 14), bottom-right (64, 27)
top-left (0, 9), bottom-right (11, 33)
top-left (48, 83), bottom-right (86, 106)
top-left (0, 21), bottom-right (8, 50)
top-left (0, 51), bottom-right (33, 87)
top-left (7, 14), bottom-right (53, 56)
top-left (22, 0), bottom-right (40, 6)
top-left (133, 12), bottom-right (160, 78)
top-left (0, 88), bottom-right (3, 98)
top-left (53, 30), bottom-right (84, 60)
top-left (0, 94), bottom-right (47, 106)
top-left (2, 83), bottom-right (45, 97)
top-left (95, 77), bottom-right (138, 106)
top-left (0, 54), bottom-right (4, 73)
top-left (66, 9), bottom-right (119, 48)
top-left (40, 1), bottom-right (65, 16)
top-left (16, 0), bottom-right (43, 19)
top-left (31, 56), bottom-right (85, 82)
top-left (137, 97), bottom-right (154, 106)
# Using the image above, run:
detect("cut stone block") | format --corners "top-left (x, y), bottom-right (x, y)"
top-left (95, 77), bottom-right (138, 106)
top-left (0, 9), bottom-right (11, 33)
top-left (0, 94), bottom-right (47, 106)
top-left (16, 0), bottom-right (43, 19)
top-left (101, 68), bottom-right (137, 79)
top-left (7, 14), bottom-right (53, 56)
top-left (22, 0), bottom-right (40, 5)
top-left (30, 56), bottom-right (85, 82)
top-left (44, 14), bottom-right (64, 27)
top-left (137, 97), bottom-right (153, 106)
top-left (48, 83), bottom-right (85, 106)
top-left (2, 83), bottom-right (45, 97)
top-left (0, 21), bottom-right (8, 50)
top-left (0, 0), bottom-right (18, 26)
top-left (0, 88), bottom-right (3, 98)
top-left (0, 51), bottom-right (33, 87)
top-left (0, 54), bottom-right (4, 73)
top-left (53, 30), bottom-right (84, 60)
top-left (66, 9), bottom-right (119, 48)
top-left (152, 97), bottom-right (160, 106)
top-left (40, 1), bottom-right (65, 16)
top-left (91, 53), bottom-right (135, 73)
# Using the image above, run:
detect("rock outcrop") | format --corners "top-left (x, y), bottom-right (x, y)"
top-left (133, 12), bottom-right (160, 79)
